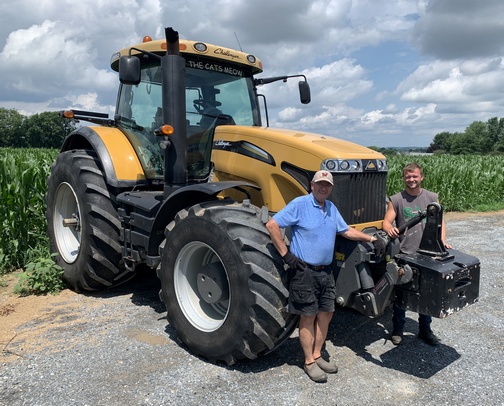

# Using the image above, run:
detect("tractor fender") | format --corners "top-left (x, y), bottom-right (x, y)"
top-left (148, 181), bottom-right (261, 262)
top-left (61, 126), bottom-right (146, 188)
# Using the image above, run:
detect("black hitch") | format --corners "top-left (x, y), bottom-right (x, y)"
top-left (333, 203), bottom-right (480, 318)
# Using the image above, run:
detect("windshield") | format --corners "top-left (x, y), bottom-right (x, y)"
top-left (115, 62), bottom-right (259, 181)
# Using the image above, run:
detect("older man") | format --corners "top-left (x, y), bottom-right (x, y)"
top-left (266, 170), bottom-right (384, 382)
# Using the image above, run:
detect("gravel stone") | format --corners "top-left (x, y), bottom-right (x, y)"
top-left (0, 212), bottom-right (503, 405)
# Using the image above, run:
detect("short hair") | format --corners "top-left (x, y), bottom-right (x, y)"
top-left (403, 162), bottom-right (423, 176)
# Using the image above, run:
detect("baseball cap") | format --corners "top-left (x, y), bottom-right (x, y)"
top-left (312, 170), bottom-right (333, 185)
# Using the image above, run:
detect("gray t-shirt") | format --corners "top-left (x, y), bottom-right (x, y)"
top-left (389, 189), bottom-right (438, 255)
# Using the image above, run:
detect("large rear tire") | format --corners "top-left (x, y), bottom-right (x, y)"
top-left (157, 200), bottom-right (298, 364)
top-left (46, 149), bottom-right (134, 291)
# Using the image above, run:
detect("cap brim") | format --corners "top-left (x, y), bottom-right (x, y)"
top-left (313, 179), bottom-right (333, 185)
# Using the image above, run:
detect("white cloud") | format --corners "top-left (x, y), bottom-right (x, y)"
top-left (413, 0), bottom-right (504, 59)
top-left (0, 0), bottom-right (504, 147)
top-left (0, 20), bottom-right (117, 111)
top-left (278, 107), bottom-right (302, 122)
top-left (397, 58), bottom-right (504, 114)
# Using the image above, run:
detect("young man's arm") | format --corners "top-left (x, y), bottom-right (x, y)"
top-left (383, 201), bottom-right (399, 238)
top-left (437, 200), bottom-right (453, 249)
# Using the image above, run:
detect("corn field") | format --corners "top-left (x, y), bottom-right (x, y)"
top-left (0, 148), bottom-right (58, 272)
top-left (386, 154), bottom-right (504, 212)
top-left (0, 148), bottom-right (503, 273)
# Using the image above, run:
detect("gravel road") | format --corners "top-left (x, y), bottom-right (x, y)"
top-left (1, 211), bottom-right (503, 406)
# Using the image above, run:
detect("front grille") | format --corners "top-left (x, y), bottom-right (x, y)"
top-left (329, 171), bottom-right (387, 225)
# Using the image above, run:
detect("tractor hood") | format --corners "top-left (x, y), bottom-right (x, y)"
top-left (213, 125), bottom-right (386, 161)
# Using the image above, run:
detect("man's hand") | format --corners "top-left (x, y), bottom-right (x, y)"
top-left (384, 226), bottom-right (399, 239)
top-left (282, 252), bottom-right (307, 270)
top-left (372, 234), bottom-right (387, 257)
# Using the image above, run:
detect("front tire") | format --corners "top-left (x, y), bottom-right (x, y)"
top-left (46, 149), bottom-right (134, 291)
top-left (157, 200), bottom-right (298, 364)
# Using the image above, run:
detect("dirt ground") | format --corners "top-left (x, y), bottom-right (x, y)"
top-left (1, 210), bottom-right (502, 363)
top-left (0, 272), bottom-right (102, 362)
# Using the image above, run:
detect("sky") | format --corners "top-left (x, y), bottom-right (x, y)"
top-left (1, 0), bottom-right (504, 148)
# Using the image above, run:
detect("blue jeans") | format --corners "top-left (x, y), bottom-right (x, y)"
top-left (392, 304), bottom-right (432, 332)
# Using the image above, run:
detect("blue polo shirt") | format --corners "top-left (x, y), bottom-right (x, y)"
top-left (273, 193), bottom-right (349, 266)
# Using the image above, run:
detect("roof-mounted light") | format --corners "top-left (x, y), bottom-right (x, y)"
top-left (143, 36), bottom-right (152, 43)
top-left (247, 55), bottom-right (256, 64)
top-left (194, 42), bottom-right (207, 52)
top-left (61, 110), bottom-right (75, 119)
top-left (160, 42), bottom-right (187, 51)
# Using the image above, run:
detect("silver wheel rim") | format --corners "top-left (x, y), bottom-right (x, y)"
top-left (53, 182), bottom-right (81, 264)
top-left (174, 241), bottom-right (230, 332)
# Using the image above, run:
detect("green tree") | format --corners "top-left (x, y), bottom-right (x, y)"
top-left (381, 148), bottom-right (399, 155)
top-left (486, 117), bottom-right (501, 150)
top-left (494, 130), bottom-right (504, 152)
top-left (463, 121), bottom-right (488, 153)
top-left (428, 131), bottom-right (454, 153)
top-left (0, 108), bottom-right (24, 147)
top-left (450, 132), bottom-right (481, 155)
top-left (488, 117), bottom-right (504, 153)
top-left (22, 111), bottom-right (76, 148)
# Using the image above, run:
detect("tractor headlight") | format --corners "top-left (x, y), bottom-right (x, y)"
top-left (325, 160), bottom-right (336, 170)
top-left (339, 160), bottom-right (350, 170)
top-left (376, 159), bottom-right (387, 171)
top-left (322, 159), bottom-right (362, 172)
top-left (322, 159), bottom-right (386, 173)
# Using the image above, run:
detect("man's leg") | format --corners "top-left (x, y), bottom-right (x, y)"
top-left (298, 314), bottom-right (327, 382)
top-left (418, 313), bottom-right (439, 345)
top-left (312, 311), bottom-right (333, 359)
top-left (298, 314), bottom-right (317, 364)
top-left (391, 304), bottom-right (406, 345)
top-left (311, 311), bottom-right (338, 374)
top-left (392, 304), bottom-right (406, 331)
top-left (418, 313), bottom-right (432, 332)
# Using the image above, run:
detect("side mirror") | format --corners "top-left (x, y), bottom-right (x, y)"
top-left (119, 56), bottom-right (141, 85)
top-left (299, 81), bottom-right (311, 104)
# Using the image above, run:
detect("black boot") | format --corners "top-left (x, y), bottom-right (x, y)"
top-left (418, 329), bottom-right (440, 346)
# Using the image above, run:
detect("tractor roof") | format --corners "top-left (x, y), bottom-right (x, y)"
top-left (110, 38), bottom-right (263, 75)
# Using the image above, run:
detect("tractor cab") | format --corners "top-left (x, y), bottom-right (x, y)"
top-left (115, 60), bottom-right (258, 183)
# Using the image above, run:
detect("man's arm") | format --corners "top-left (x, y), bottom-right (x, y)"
top-left (265, 218), bottom-right (288, 257)
top-left (340, 226), bottom-right (387, 257)
top-left (266, 218), bottom-right (306, 269)
top-left (383, 200), bottom-right (399, 238)
top-left (340, 226), bottom-right (374, 242)
top-left (441, 219), bottom-right (452, 248)
top-left (437, 200), bottom-right (452, 249)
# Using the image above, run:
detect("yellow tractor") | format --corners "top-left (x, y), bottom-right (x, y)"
top-left (46, 27), bottom-right (479, 364)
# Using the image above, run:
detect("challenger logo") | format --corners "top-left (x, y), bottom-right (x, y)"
top-left (365, 161), bottom-right (376, 170)
top-left (214, 139), bottom-right (232, 148)
top-left (213, 140), bottom-right (275, 165)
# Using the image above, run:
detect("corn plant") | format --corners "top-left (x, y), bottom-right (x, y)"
top-left (0, 148), bottom-right (503, 276)
top-left (0, 148), bottom-right (58, 273)
top-left (386, 154), bottom-right (504, 212)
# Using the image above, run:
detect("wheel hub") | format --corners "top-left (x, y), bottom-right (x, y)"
top-left (197, 262), bottom-right (229, 304)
